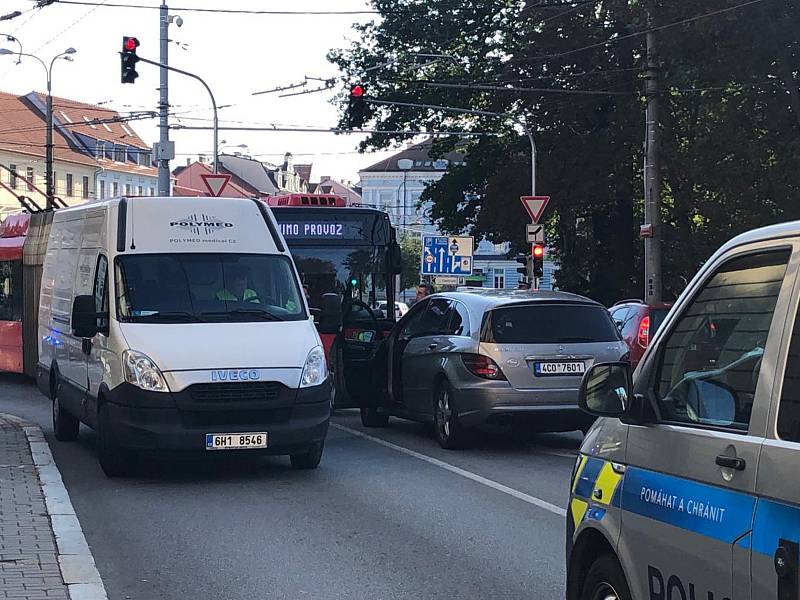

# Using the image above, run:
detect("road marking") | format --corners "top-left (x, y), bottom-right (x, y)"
top-left (332, 423), bottom-right (567, 518)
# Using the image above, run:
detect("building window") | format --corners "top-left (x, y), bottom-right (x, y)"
top-left (149, 187), bottom-right (155, 196)
top-left (9, 164), bottom-right (17, 189)
top-left (493, 268), bottom-right (505, 289)
top-left (112, 182), bottom-right (119, 196)
top-left (82, 176), bottom-right (89, 199)
top-left (97, 141), bottom-right (105, 159)
top-left (26, 167), bottom-right (34, 192)
top-left (66, 174), bottom-right (74, 197)
top-left (138, 151), bottom-right (151, 167)
top-left (114, 146), bottom-right (126, 162)
top-left (125, 184), bottom-right (131, 196)
top-left (137, 186), bottom-right (143, 196)
top-left (100, 180), bottom-right (106, 199)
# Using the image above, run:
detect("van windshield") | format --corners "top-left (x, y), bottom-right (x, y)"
top-left (115, 254), bottom-right (306, 323)
top-left (481, 303), bottom-right (621, 344)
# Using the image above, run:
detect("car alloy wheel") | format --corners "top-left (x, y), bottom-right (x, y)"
top-left (434, 382), bottom-right (468, 449)
top-left (436, 387), bottom-right (452, 439)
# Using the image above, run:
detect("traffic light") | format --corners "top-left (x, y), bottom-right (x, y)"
top-left (515, 253), bottom-right (530, 290)
top-left (347, 84), bottom-right (367, 128)
top-left (121, 36), bottom-right (140, 84)
top-left (532, 243), bottom-right (545, 279)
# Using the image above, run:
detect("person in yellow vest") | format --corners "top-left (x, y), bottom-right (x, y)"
top-left (216, 266), bottom-right (260, 303)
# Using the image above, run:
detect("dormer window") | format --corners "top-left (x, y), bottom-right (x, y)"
top-left (96, 141), bottom-right (106, 159)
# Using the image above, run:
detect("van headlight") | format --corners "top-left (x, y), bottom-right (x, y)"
top-left (123, 350), bottom-right (168, 392)
top-left (300, 346), bottom-right (327, 388)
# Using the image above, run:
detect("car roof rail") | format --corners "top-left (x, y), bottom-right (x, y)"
top-left (611, 298), bottom-right (645, 307)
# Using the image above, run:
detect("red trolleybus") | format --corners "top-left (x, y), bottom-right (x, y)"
top-left (265, 193), bottom-right (402, 408)
top-left (0, 213), bottom-right (27, 373)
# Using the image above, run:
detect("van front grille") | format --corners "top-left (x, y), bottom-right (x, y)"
top-left (188, 382), bottom-right (284, 404)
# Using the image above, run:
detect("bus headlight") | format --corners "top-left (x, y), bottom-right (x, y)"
top-left (300, 346), bottom-right (327, 388)
top-left (123, 350), bottom-right (168, 392)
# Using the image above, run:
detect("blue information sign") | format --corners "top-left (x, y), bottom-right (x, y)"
top-left (421, 236), bottom-right (473, 275)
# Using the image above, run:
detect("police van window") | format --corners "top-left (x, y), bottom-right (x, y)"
top-left (655, 250), bottom-right (790, 430)
top-left (777, 305), bottom-right (800, 442)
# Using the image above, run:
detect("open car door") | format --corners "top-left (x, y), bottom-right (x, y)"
top-left (333, 298), bottom-right (395, 409)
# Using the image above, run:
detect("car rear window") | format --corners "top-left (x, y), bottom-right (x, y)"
top-left (481, 303), bottom-right (621, 344)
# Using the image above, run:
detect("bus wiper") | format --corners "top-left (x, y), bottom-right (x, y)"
top-left (201, 308), bottom-right (285, 321)
top-left (136, 311), bottom-right (207, 323)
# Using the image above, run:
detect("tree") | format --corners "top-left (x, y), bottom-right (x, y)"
top-left (399, 233), bottom-right (422, 292)
top-left (331, 0), bottom-right (800, 305)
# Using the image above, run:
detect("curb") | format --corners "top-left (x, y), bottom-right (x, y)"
top-left (2, 413), bottom-right (109, 600)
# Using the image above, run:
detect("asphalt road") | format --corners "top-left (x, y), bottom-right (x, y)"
top-left (0, 373), bottom-right (581, 600)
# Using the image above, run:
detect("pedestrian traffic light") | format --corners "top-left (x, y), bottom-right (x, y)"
top-left (347, 84), bottom-right (367, 128)
top-left (532, 243), bottom-right (545, 279)
top-left (121, 36), bottom-right (140, 84)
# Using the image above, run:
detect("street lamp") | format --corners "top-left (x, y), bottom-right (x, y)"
top-left (0, 47), bottom-right (77, 209)
top-left (0, 33), bottom-right (22, 63)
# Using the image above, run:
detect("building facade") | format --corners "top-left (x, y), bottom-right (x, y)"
top-left (0, 91), bottom-right (157, 215)
top-left (358, 140), bottom-right (467, 239)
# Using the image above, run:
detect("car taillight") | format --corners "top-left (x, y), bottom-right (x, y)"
top-left (637, 315), bottom-right (650, 349)
top-left (461, 354), bottom-right (506, 380)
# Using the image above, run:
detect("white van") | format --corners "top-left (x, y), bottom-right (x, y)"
top-left (36, 196), bottom-right (331, 477)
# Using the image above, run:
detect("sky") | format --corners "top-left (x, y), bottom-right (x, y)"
top-left (0, 0), bottom-right (403, 183)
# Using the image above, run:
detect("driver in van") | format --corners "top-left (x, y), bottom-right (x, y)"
top-left (216, 266), bottom-right (259, 303)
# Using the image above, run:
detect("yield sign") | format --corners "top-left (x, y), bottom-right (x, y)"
top-left (200, 173), bottom-right (231, 197)
top-left (520, 195), bottom-right (550, 224)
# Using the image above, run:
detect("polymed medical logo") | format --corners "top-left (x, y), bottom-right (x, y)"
top-left (170, 213), bottom-right (234, 236)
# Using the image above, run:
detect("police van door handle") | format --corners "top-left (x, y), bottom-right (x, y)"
top-left (715, 455), bottom-right (746, 470)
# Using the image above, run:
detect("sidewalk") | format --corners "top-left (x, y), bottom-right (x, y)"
top-left (0, 415), bottom-right (106, 600)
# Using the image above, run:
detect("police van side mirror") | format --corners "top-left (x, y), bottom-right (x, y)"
top-left (71, 295), bottom-right (100, 338)
top-left (579, 362), bottom-right (632, 417)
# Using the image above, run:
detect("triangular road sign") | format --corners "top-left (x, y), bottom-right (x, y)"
top-left (200, 173), bottom-right (231, 197)
top-left (520, 195), bottom-right (550, 223)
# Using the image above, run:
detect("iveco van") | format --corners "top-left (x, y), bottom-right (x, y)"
top-left (37, 196), bottom-right (331, 477)
top-left (567, 221), bottom-right (800, 600)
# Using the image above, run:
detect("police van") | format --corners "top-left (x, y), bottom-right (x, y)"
top-left (37, 196), bottom-right (331, 477)
top-left (569, 221), bottom-right (800, 600)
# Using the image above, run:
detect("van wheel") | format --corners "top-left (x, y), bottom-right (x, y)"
top-left (290, 441), bottom-right (324, 470)
top-left (97, 404), bottom-right (129, 478)
top-left (360, 407), bottom-right (389, 428)
top-left (434, 381), bottom-right (469, 449)
top-left (580, 554), bottom-right (632, 600)
top-left (52, 377), bottom-right (79, 442)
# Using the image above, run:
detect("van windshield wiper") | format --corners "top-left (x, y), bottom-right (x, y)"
top-left (133, 311), bottom-right (207, 323)
top-left (201, 308), bottom-right (285, 322)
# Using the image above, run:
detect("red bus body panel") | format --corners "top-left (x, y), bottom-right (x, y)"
top-left (0, 321), bottom-right (23, 374)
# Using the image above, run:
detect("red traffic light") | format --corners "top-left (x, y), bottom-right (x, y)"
top-left (124, 37), bottom-right (139, 51)
top-left (532, 244), bottom-right (545, 258)
top-left (350, 85), bottom-right (364, 98)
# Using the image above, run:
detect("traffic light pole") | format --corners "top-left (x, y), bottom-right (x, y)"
top-left (158, 1), bottom-right (171, 195)
top-left (138, 55), bottom-right (219, 175)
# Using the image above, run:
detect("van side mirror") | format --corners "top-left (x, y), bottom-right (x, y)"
top-left (579, 362), bottom-right (632, 417)
top-left (390, 242), bottom-right (402, 275)
top-left (71, 295), bottom-right (100, 338)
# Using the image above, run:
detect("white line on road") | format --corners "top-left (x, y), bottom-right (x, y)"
top-left (332, 423), bottom-right (568, 518)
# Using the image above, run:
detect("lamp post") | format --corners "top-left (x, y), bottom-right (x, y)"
top-left (0, 33), bottom-right (22, 63)
top-left (0, 47), bottom-right (76, 209)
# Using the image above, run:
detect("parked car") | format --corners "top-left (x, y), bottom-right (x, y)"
top-left (608, 299), bottom-right (673, 370)
top-left (375, 300), bottom-right (409, 319)
top-left (359, 290), bottom-right (629, 448)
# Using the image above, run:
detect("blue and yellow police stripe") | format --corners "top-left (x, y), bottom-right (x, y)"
top-left (570, 455), bottom-right (624, 528)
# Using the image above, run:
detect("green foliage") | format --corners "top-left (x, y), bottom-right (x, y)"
top-left (399, 233), bottom-right (423, 291)
top-left (331, 0), bottom-right (800, 305)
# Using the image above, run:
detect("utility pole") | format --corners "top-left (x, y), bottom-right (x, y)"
top-left (157, 1), bottom-right (172, 195)
top-left (643, 10), bottom-right (662, 303)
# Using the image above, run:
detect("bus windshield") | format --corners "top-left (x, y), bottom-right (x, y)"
top-left (115, 253), bottom-right (306, 323)
top-left (290, 246), bottom-right (387, 312)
